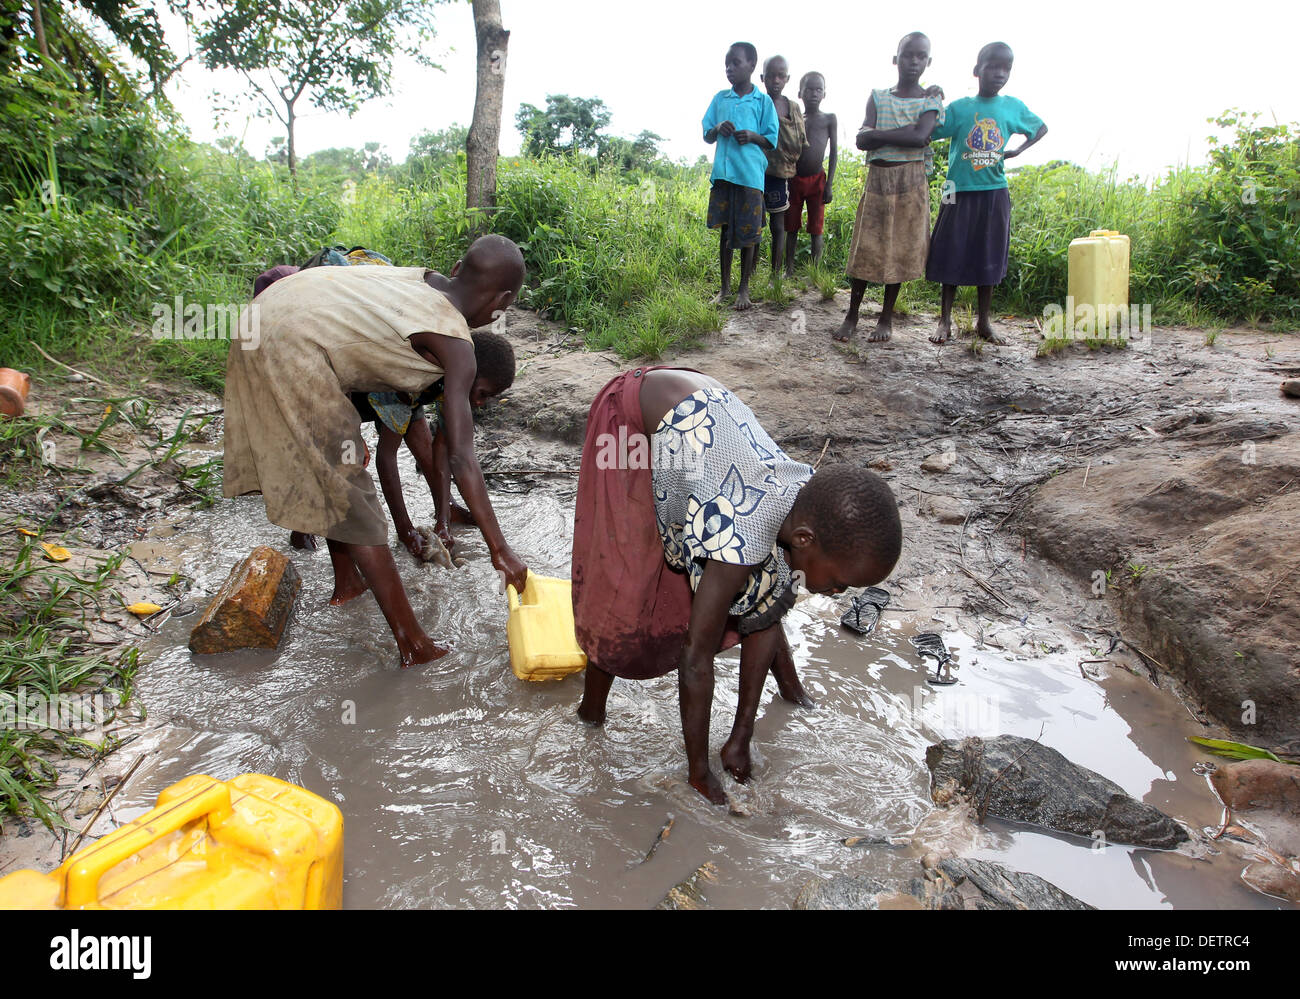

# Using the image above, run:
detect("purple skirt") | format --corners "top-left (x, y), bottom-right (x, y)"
top-left (925, 188), bottom-right (1011, 287)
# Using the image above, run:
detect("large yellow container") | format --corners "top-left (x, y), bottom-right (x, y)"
top-left (0, 773), bottom-right (343, 910)
top-left (1068, 229), bottom-right (1130, 335)
top-left (506, 573), bottom-right (588, 681)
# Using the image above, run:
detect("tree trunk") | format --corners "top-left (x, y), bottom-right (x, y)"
top-left (466, 0), bottom-right (508, 235)
top-left (31, 0), bottom-right (50, 61)
top-left (286, 102), bottom-right (298, 190)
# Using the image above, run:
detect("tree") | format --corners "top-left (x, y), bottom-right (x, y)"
top-left (597, 129), bottom-right (663, 174)
top-left (466, 0), bottom-right (507, 234)
top-left (196, 0), bottom-right (446, 184)
top-left (515, 95), bottom-right (611, 157)
top-left (0, 0), bottom-right (184, 98)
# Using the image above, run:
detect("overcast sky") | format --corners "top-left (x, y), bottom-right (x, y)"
top-left (160, 0), bottom-right (1299, 181)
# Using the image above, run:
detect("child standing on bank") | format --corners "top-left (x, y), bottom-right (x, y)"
top-left (783, 72), bottom-right (837, 274)
top-left (760, 55), bottom-right (807, 279)
top-left (833, 33), bottom-right (945, 343)
top-left (703, 42), bottom-right (780, 310)
top-left (926, 41), bottom-right (1047, 344)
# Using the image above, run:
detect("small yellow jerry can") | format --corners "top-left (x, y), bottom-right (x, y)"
top-left (506, 573), bottom-right (588, 681)
top-left (0, 774), bottom-right (343, 910)
top-left (1067, 229), bottom-right (1130, 334)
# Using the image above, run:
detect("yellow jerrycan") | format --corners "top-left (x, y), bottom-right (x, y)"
top-left (0, 773), bottom-right (343, 909)
top-left (506, 573), bottom-right (588, 681)
top-left (1067, 229), bottom-right (1130, 335)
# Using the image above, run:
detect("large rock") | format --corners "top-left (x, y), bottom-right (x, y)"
top-left (1019, 432), bottom-right (1300, 753)
top-left (910, 858), bottom-right (1094, 910)
top-left (188, 546), bottom-right (301, 655)
top-left (793, 859), bottom-right (1092, 910)
top-left (926, 735), bottom-right (1188, 848)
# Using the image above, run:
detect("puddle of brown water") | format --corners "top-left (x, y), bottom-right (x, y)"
top-left (109, 446), bottom-right (1281, 910)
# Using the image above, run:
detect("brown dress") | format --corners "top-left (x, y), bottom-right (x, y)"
top-left (223, 266), bottom-right (469, 545)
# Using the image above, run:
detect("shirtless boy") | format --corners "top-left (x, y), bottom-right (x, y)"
top-left (784, 72), bottom-right (837, 274)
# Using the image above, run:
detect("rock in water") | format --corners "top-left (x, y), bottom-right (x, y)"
top-left (909, 858), bottom-right (1095, 910)
top-left (656, 862), bottom-right (717, 910)
top-left (926, 735), bottom-right (1188, 848)
top-left (1281, 379), bottom-right (1300, 399)
top-left (794, 875), bottom-right (889, 910)
top-left (415, 526), bottom-right (465, 569)
top-left (793, 859), bottom-right (1092, 910)
top-left (188, 546), bottom-right (301, 655)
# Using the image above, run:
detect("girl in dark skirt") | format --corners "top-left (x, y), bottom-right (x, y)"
top-left (924, 41), bottom-right (1047, 343)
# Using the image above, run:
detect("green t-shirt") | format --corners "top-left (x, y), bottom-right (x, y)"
top-left (932, 95), bottom-right (1044, 191)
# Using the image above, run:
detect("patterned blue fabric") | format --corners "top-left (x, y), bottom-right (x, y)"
top-left (652, 387), bottom-right (812, 632)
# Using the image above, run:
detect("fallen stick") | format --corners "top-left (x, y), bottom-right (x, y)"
top-left (65, 753), bottom-right (146, 858)
top-left (31, 343), bottom-right (109, 387)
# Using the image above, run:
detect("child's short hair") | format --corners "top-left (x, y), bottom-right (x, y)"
top-left (976, 41), bottom-right (1013, 67)
top-left (472, 330), bottom-right (516, 392)
top-left (799, 71), bottom-right (825, 92)
top-left (897, 31), bottom-right (930, 54)
top-left (729, 41), bottom-right (758, 65)
top-left (795, 465), bottom-right (902, 573)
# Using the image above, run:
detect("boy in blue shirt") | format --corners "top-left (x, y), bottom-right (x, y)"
top-left (925, 41), bottom-right (1046, 344)
top-left (703, 42), bottom-right (780, 310)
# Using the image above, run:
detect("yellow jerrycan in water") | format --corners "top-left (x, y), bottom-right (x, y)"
top-left (1067, 229), bottom-right (1130, 335)
top-left (0, 774), bottom-right (343, 909)
top-left (506, 573), bottom-right (588, 681)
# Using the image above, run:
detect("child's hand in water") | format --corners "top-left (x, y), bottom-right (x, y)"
top-left (434, 521), bottom-right (455, 552)
top-left (400, 526), bottom-right (425, 560)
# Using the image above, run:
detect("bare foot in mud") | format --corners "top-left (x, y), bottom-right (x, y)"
top-left (721, 737), bottom-right (753, 783)
top-left (290, 531), bottom-right (318, 551)
top-left (974, 323), bottom-right (1005, 345)
top-left (576, 701), bottom-right (606, 726)
top-left (868, 317), bottom-right (892, 343)
top-left (399, 636), bottom-right (450, 669)
top-left (328, 572), bottom-right (369, 605)
top-left (832, 316), bottom-right (857, 342)
top-left (690, 770), bottom-right (729, 806)
top-left (929, 318), bottom-right (953, 344)
top-left (734, 290), bottom-right (753, 311)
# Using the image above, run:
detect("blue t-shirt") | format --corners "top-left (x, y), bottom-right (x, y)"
top-left (702, 86), bottom-right (780, 192)
top-left (931, 95), bottom-right (1044, 191)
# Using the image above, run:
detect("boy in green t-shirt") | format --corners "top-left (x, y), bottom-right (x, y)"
top-left (925, 41), bottom-right (1047, 344)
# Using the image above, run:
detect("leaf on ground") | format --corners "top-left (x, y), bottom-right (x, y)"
top-left (125, 602), bottom-right (163, 616)
top-left (1188, 737), bottom-right (1282, 762)
top-left (39, 542), bottom-right (71, 562)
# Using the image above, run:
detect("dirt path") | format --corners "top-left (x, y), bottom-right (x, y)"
top-left (489, 290), bottom-right (1300, 753)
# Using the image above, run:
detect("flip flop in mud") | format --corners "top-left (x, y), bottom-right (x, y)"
top-left (910, 632), bottom-right (959, 685)
top-left (840, 586), bottom-right (891, 636)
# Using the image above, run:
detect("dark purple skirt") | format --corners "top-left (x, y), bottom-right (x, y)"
top-left (925, 187), bottom-right (1011, 287)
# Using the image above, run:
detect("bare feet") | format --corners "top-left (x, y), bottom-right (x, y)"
top-left (783, 267), bottom-right (795, 279)
top-left (930, 318), bottom-right (953, 344)
top-left (398, 635), bottom-right (450, 669)
top-left (721, 736), bottom-right (753, 783)
top-left (448, 503), bottom-right (475, 526)
top-left (576, 699), bottom-right (606, 726)
top-left (868, 317), bottom-right (892, 343)
top-left (709, 290), bottom-right (729, 306)
top-left (328, 569), bottom-right (369, 605)
top-left (290, 531), bottom-right (318, 551)
top-left (689, 769), bottom-right (728, 806)
top-left (832, 316), bottom-right (857, 342)
top-left (974, 323), bottom-right (1005, 345)
top-left (734, 290), bottom-right (753, 311)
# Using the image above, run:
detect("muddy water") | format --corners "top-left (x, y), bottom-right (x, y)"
top-left (117, 448), bottom-right (1279, 909)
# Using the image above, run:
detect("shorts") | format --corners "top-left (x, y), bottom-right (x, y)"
top-left (785, 171), bottom-right (827, 235)
top-left (706, 180), bottom-right (764, 249)
top-left (764, 174), bottom-right (790, 214)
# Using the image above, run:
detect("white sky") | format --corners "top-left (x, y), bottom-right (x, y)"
top-left (159, 0), bottom-right (1300, 181)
